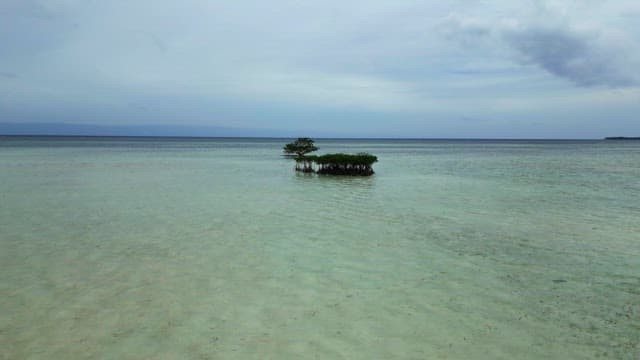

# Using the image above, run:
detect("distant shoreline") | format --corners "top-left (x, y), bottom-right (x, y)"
top-left (604, 137), bottom-right (640, 140)
top-left (0, 134), bottom-right (604, 141)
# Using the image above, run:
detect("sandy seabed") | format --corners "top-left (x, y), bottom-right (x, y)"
top-left (1, 137), bottom-right (639, 359)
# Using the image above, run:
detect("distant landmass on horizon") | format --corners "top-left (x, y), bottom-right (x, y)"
top-left (0, 122), bottom-right (308, 138)
top-left (0, 122), bottom-right (618, 140)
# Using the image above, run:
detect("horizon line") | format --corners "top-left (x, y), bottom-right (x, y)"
top-left (0, 134), bottom-right (608, 141)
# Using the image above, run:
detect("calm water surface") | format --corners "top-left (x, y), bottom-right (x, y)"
top-left (1, 137), bottom-right (639, 359)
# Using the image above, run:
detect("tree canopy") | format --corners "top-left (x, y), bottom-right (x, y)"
top-left (285, 139), bottom-right (377, 176)
top-left (296, 153), bottom-right (378, 176)
top-left (300, 153), bottom-right (378, 166)
top-left (283, 137), bottom-right (318, 157)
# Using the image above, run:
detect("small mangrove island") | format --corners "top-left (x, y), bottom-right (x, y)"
top-left (283, 138), bottom-right (378, 176)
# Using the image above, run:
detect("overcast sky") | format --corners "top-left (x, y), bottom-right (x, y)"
top-left (1, 0), bottom-right (639, 138)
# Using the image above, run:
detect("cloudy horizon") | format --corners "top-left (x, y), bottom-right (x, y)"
top-left (1, 0), bottom-right (639, 138)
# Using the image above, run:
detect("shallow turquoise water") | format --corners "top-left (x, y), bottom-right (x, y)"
top-left (1, 137), bottom-right (639, 359)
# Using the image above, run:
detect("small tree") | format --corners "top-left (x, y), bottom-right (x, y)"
top-left (283, 137), bottom-right (318, 157)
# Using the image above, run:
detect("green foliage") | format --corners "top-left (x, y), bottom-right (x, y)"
top-left (296, 152), bottom-right (377, 176)
top-left (283, 137), bottom-right (318, 156)
top-left (300, 153), bottom-right (378, 166)
top-left (284, 138), bottom-right (377, 176)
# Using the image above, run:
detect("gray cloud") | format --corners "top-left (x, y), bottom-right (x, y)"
top-left (0, 0), bottom-right (53, 20)
top-left (1, 1), bottom-right (639, 138)
top-left (442, 8), bottom-right (640, 88)
top-left (503, 27), bottom-right (637, 87)
top-left (0, 72), bottom-right (19, 79)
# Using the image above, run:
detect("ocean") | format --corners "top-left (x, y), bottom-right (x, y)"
top-left (1, 136), bottom-right (638, 359)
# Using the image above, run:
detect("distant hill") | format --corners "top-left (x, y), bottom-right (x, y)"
top-left (0, 122), bottom-right (302, 138)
